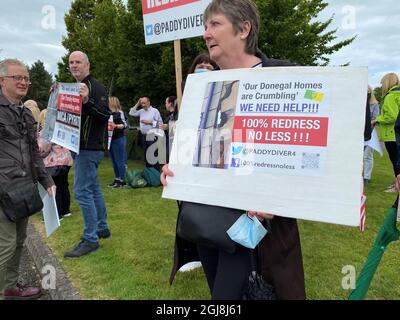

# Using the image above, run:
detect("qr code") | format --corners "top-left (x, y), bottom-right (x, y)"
top-left (301, 152), bottom-right (320, 170)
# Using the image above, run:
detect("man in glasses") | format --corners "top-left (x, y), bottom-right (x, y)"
top-left (0, 59), bottom-right (55, 300)
top-left (63, 51), bottom-right (112, 258)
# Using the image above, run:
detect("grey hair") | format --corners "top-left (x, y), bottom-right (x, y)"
top-left (204, 0), bottom-right (260, 55)
top-left (0, 59), bottom-right (28, 76)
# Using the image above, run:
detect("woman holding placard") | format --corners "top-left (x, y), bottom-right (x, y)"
top-left (163, 0), bottom-right (305, 300)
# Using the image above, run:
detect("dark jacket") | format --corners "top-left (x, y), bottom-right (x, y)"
top-left (391, 86), bottom-right (400, 174)
top-left (0, 93), bottom-right (53, 192)
top-left (169, 52), bottom-right (306, 300)
top-left (111, 111), bottom-right (127, 141)
top-left (80, 74), bottom-right (111, 150)
top-left (364, 94), bottom-right (372, 142)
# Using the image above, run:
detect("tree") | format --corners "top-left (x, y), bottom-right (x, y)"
top-left (26, 61), bottom-right (53, 109)
top-left (374, 86), bottom-right (382, 103)
top-left (57, 0), bottom-right (97, 82)
top-left (256, 0), bottom-right (355, 65)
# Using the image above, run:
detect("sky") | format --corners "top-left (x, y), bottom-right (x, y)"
top-left (0, 0), bottom-right (399, 88)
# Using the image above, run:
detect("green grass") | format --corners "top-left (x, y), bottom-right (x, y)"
top-left (32, 151), bottom-right (400, 300)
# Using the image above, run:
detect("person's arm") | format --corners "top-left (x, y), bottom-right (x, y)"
top-left (371, 103), bottom-right (380, 120)
top-left (80, 81), bottom-right (111, 122)
top-left (37, 130), bottom-right (52, 158)
top-left (154, 110), bottom-right (163, 127)
top-left (129, 99), bottom-right (142, 117)
top-left (120, 111), bottom-right (128, 129)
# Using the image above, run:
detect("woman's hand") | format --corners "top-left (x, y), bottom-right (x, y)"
top-left (47, 185), bottom-right (56, 197)
top-left (160, 164), bottom-right (174, 186)
top-left (247, 211), bottom-right (274, 221)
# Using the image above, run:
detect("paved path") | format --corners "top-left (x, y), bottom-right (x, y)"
top-left (19, 247), bottom-right (51, 300)
top-left (24, 223), bottom-right (81, 300)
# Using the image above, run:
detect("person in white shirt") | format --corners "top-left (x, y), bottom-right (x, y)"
top-left (129, 97), bottom-right (163, 169)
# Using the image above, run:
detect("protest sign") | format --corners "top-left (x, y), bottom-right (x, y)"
top-left (43, 83), bottom-right (82, 154)
top-left (38, 184), bottom-right (60, 237)
top-left (108, 115), bottom-right (114, 150)
top-left (162, 67), bottom-right (368, 226)
top-left (141, 0), bottom-right (211, 44)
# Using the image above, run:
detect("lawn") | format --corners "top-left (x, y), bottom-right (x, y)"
top-left (32, 150), bottom-right (400, 300)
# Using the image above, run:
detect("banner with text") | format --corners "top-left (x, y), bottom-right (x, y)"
top-left (43, 83), bottom-right (82, 154)
top-left (162, 67), bottom-right (368, 226)
top-left (142, 0), bottom-right (211, 44)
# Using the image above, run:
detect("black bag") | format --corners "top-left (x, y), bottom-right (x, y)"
top-left (177, 201), bottom-right (243, 253)
top-left (0, 178), bottom-right (43, 222)
top-left (242, 250), bottom-right (276, 300)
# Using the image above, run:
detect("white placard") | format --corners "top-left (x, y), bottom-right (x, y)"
top-left (44, 83), bottom-right (82, 154)
top-left (38, 184), bottom-right (60, 237)
top-left (141, 0), bottom-right (211, 44)
top-left (162, 66), bottom-right (368, 227)
top-left (365, 127), bottom-right (384, 156)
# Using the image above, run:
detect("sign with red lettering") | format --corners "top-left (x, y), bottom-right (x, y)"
top-left (141, 0), bottom-right (211, 44)
top-left (163, 67), bottom-right (368, 227)
top-left (51, 83), bottom-right (82, 154)
top-left (142, 0), bottom-right (200, 14)
top-left (233, 116), bottom-right (329, 146)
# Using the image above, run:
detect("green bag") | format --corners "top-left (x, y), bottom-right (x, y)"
top-left (143, 167), bottom-right (161, 187)
top-left (126, 170), bottom-right (147, 188)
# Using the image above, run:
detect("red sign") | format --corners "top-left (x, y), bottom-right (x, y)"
top-left (142, 0), bottom-right (200, 15)
top-left (57, 94), bottom-right (82, 115)
top-left (233, 116), bottom-right (329, 147)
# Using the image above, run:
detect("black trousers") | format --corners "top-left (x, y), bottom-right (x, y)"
top-left (384, 141), bottom-right (398, 176)
top-left (51, 166), bottom-right (71, 217)
top-left (197, 244), bottom-right (252, 300)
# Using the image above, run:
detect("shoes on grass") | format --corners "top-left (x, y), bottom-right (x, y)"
top-left (178, 261), bottom-right (202, 272)
top-left (64, 240), bottom-right (99, 258)
top-left (97, 229), bottom-right (111, 239)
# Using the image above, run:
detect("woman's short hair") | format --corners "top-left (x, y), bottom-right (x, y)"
top-left (187, 53), bottom-right (218, 75)
top-left (204, 0), bottom-right (260, 55)
top-left (381, 73), bottom-right (399, 96)
top-left (166, 96), bottom-right (177, 109)
top-left (109, 96), bottom-right (122, 112)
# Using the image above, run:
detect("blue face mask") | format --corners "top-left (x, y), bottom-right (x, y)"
top-left (227, 214), bottom-right (267, 249)
top-left (194, 68), bottom-right (211, 73)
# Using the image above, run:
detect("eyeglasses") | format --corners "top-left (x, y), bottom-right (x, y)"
top-left (3, 75), bottom-right (31, 84)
